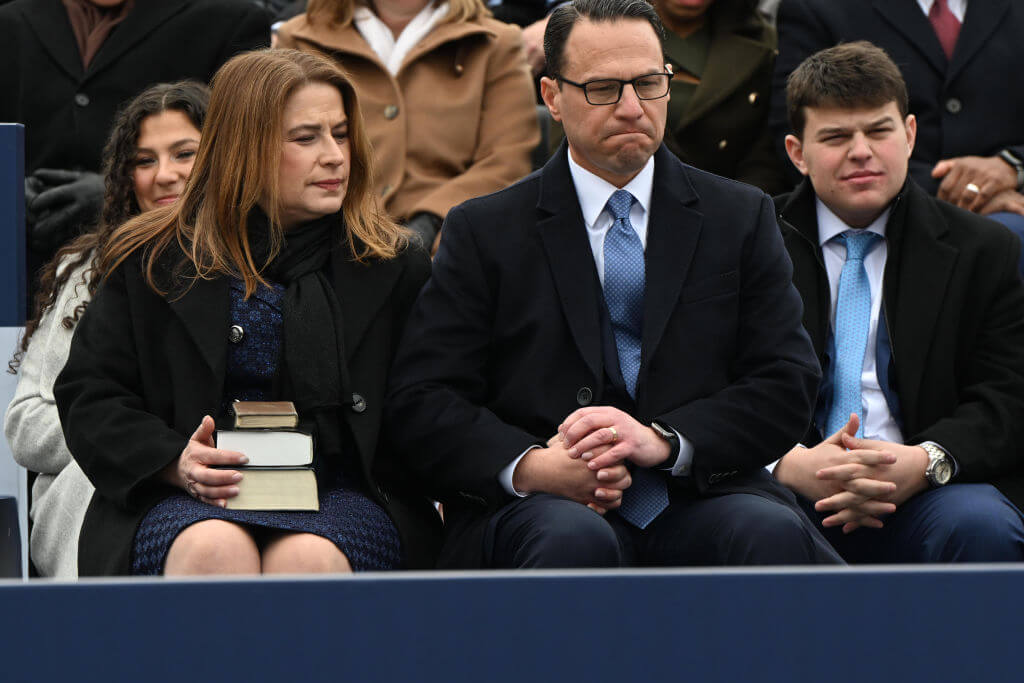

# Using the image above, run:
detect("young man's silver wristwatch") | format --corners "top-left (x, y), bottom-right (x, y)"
top-left (921, 442), bottom-right (953, 487)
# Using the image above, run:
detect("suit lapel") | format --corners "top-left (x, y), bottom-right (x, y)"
top-left (777, 180), bottom-right (831, 358)
top-left (885, 183), bottom-right (958, 409)
top-left (21, 0), bottom-right (84, 81)
top-left (947, 0), bottom-right (1010, 82)
top-left (168, 274), bottom-right (230, 406)
top-left (537, 146), bottom-right (605, 383)
top-left (329, 239), bottom-right (403, 362)
top-left (638, 147), bottom-right (702, 386)
top-left (872, 0), bottom-right (948, 76)
top-left (675, 32), bottom-right (767, 131)
top-left (86, 0), bottom-right (189, 78)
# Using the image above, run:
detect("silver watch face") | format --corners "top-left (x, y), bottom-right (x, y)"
top-left (930, 457), bottom-right (953, 486)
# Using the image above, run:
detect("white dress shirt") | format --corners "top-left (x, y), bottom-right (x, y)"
top-left (916, 0), bottom-right (967, 23)
top-left (499, 154), bottom-right (695, 495)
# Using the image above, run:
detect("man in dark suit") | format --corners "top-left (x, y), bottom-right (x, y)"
top-left (773, 41), bottom-right (1024, 562)
top-left (386, 0), bottom-right (842, 569)
top-left (769, 0), bottom-right (1024, 273)
top-left (0, 0), bottom-right (270, 301)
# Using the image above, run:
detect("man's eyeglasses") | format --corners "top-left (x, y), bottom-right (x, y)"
top-left (557, 72), bottom-right (673, 106)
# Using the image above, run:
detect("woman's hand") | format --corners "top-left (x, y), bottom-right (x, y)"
top-left (161, 415), bottom-right (248, 507)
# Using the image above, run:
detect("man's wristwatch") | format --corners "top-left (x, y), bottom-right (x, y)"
top-left (650, 421), bottom-right (680, 465)
top-left (920, 442), bottom-right (953, 487)
top-left (998, 149), bottom-right (1024, 191)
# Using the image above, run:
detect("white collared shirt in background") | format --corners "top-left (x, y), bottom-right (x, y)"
top-left (916, 0), bottom-right (967, 23)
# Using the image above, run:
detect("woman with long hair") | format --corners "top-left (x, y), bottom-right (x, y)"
top-left (54, 49), bottom-right (441, 576)
top-left (4, 80), bottom-right (210, 578)
top-left (277, 0), bottom-right (539, 251)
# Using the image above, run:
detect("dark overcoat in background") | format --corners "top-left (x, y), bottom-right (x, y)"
top-left (663, 0), bottom-right (785, 195)
top-left (770, 0), bottom-right (1024, 192)
top-left (0, 0), bottom-right (270, 280)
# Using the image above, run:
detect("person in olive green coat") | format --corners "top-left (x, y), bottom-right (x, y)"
top-left (656, 0), bottom-right (785, 194)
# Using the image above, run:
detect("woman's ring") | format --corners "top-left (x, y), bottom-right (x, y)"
top-left (965, 182), bottom-right (981, 195)
top-left (608, 426), bottom-right (618, 443)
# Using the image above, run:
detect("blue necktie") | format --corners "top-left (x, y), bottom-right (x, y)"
top-left (826, 230), bottom-right (881, 438)
top-left (602, 189), bottom-right (668, 529)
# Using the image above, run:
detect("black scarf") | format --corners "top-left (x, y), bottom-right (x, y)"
top-left (248, 209), bottom-right (353, 477)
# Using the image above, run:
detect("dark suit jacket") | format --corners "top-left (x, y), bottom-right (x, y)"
top-left (386, 143), bottom-right (822, 567)
top-left (776, 178), bottom-right (1024, 508)
top-left (770, 0), bottom-right (1024, 192)
top-left (0, 0), bottom-right (270, 280)
top-left (663, 0), bottom-right (785, 195)
top-left (54, 238), bottom-right (440, 576)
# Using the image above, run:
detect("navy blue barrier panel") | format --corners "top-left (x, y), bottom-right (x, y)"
top-left (1, 566), bottom-right (1022, 682)
top-left (0, 124), bottom-right (25, 326)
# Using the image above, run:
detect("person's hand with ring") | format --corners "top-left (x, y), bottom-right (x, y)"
top-left (558, 406), bottom-right (673, 470)
top-left (932, 155), bottom-right (1018, 212)
top-left (161, 415), bottom-right (249, 507)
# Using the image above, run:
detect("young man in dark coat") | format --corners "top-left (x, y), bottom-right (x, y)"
top-left (773, 41), bottom-right (1024, 562)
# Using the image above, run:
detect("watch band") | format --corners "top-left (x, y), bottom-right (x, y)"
top-left (998, 149), bottom-right (1024, 191)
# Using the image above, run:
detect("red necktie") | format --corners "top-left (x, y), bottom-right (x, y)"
top-left (929, 0), bottom-right (961, 60)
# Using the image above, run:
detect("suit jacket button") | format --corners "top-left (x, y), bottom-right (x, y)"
top-left (228, 324), bottom-right (244, 344)
top-left (74, 93), bottom-right (89, 107)
top-left (384, 104), bottom-right (399, 120)
top-left (576, 387), bottom-right (593, 406)
top-left (351, 393), bottom-right (367, 413)
top-left (945, 97), bottom-right (962, 114)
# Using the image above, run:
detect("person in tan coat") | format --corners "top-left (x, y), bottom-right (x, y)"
top-left (278, 0), bottom-right (540, 250)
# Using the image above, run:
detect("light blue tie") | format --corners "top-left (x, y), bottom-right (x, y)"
top-left (602, 189), bottom-right (668, 529)
top-left (826, 230), bottom-right (881, 438)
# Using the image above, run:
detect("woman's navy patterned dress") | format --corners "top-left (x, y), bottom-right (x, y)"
top-left (131, 280), bottom-right (402, 574)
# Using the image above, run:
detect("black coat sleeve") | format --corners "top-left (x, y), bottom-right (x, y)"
top-left (653, 193), bottom-right (822, 488)
top-left (54, 261), bottom-right (186, 511)
top-left (385, 206), bottom-right (541, 506)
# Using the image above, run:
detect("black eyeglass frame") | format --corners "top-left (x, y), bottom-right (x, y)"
top-left (556, 71), bottom-right (674, 106)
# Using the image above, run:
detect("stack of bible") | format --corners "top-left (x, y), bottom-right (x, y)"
top-left (216, 401), bottom-right (318, 511)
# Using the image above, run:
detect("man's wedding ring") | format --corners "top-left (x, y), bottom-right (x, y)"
top-left (608, 426), bottom-right (618, 443)
top-left (965, 182), bottom-right (981, 194)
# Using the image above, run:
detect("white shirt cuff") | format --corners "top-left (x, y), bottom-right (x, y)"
top-left (665, 428), bottom-right (694, 477)
top-left (499, 445), bottom-right (541, 497)
top-left (766, 444), bottom-right (806, 475)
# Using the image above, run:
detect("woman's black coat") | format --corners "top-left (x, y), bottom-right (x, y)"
top-left (54, 238), bottom-right (440, 576)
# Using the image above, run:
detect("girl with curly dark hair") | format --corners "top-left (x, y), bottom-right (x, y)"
top-left (4, 80), bottom-right (210, 577)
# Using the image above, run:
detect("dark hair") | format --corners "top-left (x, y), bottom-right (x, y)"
top-left (544, 0), bottom-right (665, 78)
top-left (786, 41), bottom-right (909, 138)
top-left (10, 80), bottom-right (210, 372)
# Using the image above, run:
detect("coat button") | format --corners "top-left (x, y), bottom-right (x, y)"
top-left (718, 139), bottom-right (728, 150)
top-left (228, 324), bottom-right (244, 344)
top-left (74, 93), bottom-right (90, 107)
top-left (945, 97), bottom-right (962, 114)
top-left (351, 393), bottom-right (366, 413)
top-left (576, 386), bottom-right (593, 406)
top-left (384, 104), bottom-right (399, 120)
top-left (748, 91), bottom-right (758, 105)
